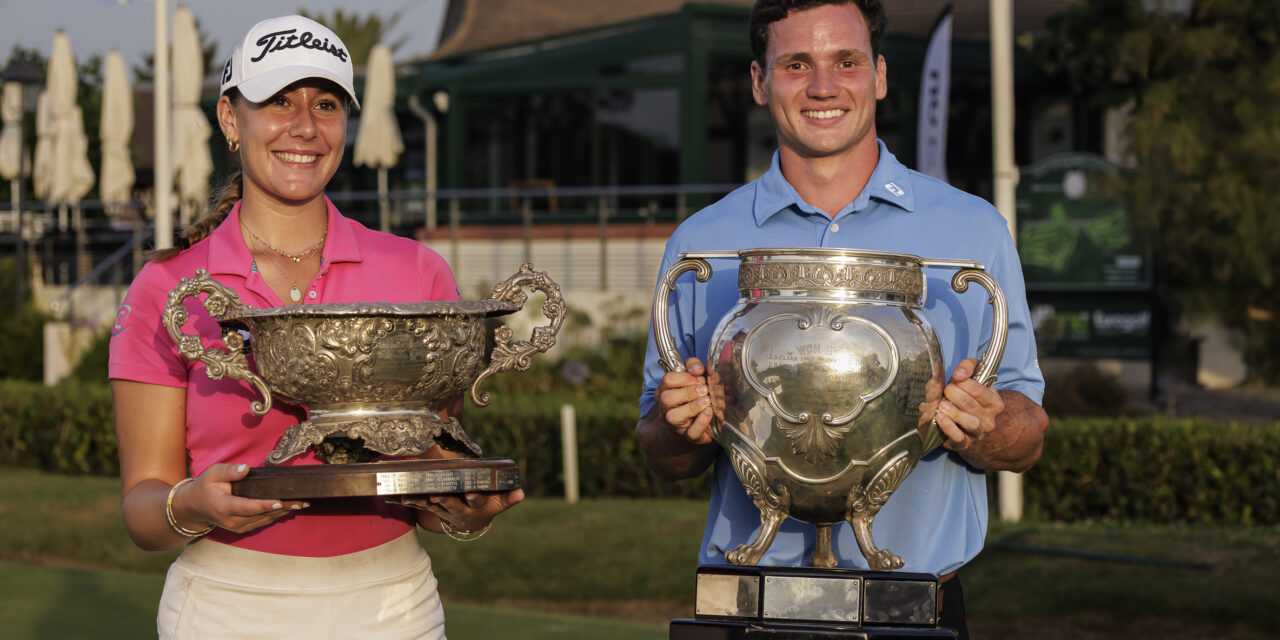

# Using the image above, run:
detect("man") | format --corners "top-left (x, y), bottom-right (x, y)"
top-left (636, 1), bottom-right (1049, 636)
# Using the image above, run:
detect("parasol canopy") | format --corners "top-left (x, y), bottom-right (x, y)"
top-left (45, 30), bottom-right (95, 206)
top-left (0, 82), bottom-right (24, 180)
top-left (171, 6), bottom-right (212, 217)
top-left (99, 50), bottom-right (135, 206)
top-left (353, 43), bottom-right (402, 231)
top-left (353, 43), bottom-right (403, 170)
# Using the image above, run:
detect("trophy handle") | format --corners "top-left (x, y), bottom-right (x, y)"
top-left (469, 263), bottom-right (566, 407)
top-left (949, 268), bottom-right (1009, 386)
top-left (652, 257), bottom-right (714, 374)
top-left (162, 268), bottom-right (273, 416)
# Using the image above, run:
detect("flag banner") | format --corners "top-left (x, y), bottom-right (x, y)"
top-left (916, 5), bottom-right (953, 182)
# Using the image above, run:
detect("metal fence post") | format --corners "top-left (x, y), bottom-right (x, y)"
top-left (598, 195), bottom-right (609, 291)
top-left (561, 404), bottom-right (579, 504)
top-left (449, 197), bottom-right (460, 275)
top-left (522, 198), bottom-right (533, 264)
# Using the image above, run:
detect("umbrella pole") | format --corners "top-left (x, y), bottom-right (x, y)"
top-left (74, 203), bottom-right (84, 281)
top-left (7, 179), bottom-right (15, 231)
top-left (378, 167), bottom-right (390, 233)
top-left (11, 168), bottom-right (22, 322)
top-left (153, 0), bottom-right (173, 250)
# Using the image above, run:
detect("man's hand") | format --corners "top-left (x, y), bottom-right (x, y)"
top-left (934, 358), bottom-right (1048, 471)
top-left (935, 358), bottom-right (1004, 454)
top-left (636, 356), bottom-right (722, 480)
top-left (656, 356), bottom-right (721, 445)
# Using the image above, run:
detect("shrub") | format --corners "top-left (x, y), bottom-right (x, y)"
top-left (1023, 417), bottom-right (1280, 525)
top-left (0, 379), bottom-right (118, 474)
top-left (4, 375), bottom-right (1276, 524)
top-left (1042, 362), bottom-right (1130, 418)
top-left (0, 256), bottom-right (52, 382)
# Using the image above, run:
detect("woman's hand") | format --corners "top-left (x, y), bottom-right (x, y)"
top-left (387, 438), bottom-right (525, 535)
top-left (173, 463), bottom-right (309, 535)
top-left (390, 489), bottom-right (525, 534)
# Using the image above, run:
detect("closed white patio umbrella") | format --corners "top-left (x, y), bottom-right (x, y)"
top-left (1, 81), bottom-right (25, 231)
top-left (99, 50), bottom-right (135, 215)
top-left (352, 43), bottom-right (403, 232)
top-left (170, 6), bottom-right (212, 226)
top-left (46, 30), bottom-right (95, 233)
top-left (0, 82), bottom-right (23, 181)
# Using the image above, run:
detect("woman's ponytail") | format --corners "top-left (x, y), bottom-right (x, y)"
top-left (146, 170), bottom-right (243, 262)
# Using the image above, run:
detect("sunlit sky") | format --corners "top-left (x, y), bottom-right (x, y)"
top-left (0, 0), bottom-right (448, 71)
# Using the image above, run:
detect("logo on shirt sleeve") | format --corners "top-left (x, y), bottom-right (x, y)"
top-left (111, 304), bottom-right (133, 337)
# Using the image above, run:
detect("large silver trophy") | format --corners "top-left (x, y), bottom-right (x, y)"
top-left (163, 263), bottom-right (564, 499)
top-left (655, 248), bottom-right (1007, 571)
top-left (657, 248), bottom-right (1006, 638)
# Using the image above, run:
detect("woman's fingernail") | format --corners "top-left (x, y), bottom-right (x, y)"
top-left (302, 502), bottom-right (311, 508)
top-left (290, 504), bottom-right (302, 510)
top-left (237, 464), bottom-right (248, 473)
top-left (272, 502), bottom-right (283, 510)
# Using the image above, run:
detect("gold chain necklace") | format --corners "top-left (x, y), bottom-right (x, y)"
top-left (242, 219), bottom-right (322, 302)
top-left (241, 219), bottom-right (326, 263)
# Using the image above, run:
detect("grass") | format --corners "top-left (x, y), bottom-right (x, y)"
top-left (3, 466), bottom-right (1279, 638)
top-left (0, 563), bottom-right (665, 640)
top-left (971, 521), bottom-right (1280, 638)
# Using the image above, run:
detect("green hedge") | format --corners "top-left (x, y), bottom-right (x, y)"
top-left (1022, 417), bottom-right (1280, 525)
top-left (0, 380), bottom-right (118, 475)
top-left (3, 379), bottom-right (1278, 524)
top-left (0, 379), bottom-right (709, 498)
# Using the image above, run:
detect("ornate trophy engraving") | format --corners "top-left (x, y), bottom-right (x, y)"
top-left (653, 248), bottom-right (1008, 571)
top-left (163, 263), bottom-right (564, 499)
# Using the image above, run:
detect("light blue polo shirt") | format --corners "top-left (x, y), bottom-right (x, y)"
top-left (640, 141), bottom-right (1044, 576)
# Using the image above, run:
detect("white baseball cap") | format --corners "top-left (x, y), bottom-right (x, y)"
top-left (220, 15), bottom-right (360, 109)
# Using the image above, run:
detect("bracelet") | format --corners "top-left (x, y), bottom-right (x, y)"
top-left (439, 519), bottom-right (491, 542)
top-left (166, 478), bottom-right (215, 538)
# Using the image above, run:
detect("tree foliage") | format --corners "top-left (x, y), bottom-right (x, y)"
top-left (297, 8), bottom-right (407, 67)
top-left (1035, 0), bottom-right (1280, 383)
top-left (0, 257), bottom-right (51, 382)
top-left (132, 16), bottom-right (220, 83)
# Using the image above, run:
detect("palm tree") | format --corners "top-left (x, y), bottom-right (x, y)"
top-left (298, 8), bottom-right (407, 68)
top-left (132, 16), bottom-right (219, 83)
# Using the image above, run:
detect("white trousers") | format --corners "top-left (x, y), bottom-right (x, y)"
top-left (157, 532), bottom-right (446, 639)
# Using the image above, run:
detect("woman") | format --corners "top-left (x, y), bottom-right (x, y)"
top-left (108, 15), bottom-right (522, 639)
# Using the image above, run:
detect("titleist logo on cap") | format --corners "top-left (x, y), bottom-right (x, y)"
top-left (251, 29), bottom-right (349, 63)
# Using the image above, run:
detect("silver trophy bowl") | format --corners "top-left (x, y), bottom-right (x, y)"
top-left (653, 248), bottom-right (1007, 570)
top-left (164, 263), bottom-right (564, 467)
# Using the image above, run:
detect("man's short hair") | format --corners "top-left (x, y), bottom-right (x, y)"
top-left (748, 0), bottom-right (887, 66)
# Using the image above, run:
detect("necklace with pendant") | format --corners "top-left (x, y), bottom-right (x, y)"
top-left (241, 218), bottom-right (325, 302)
top-left (254, 251), bottom-right (306, 301)
top-left (245, 228), bottom-right (308, 302)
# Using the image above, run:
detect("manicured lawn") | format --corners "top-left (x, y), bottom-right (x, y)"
top-left (0, 563), bottom-right (665, 640)
top-left (3, 466), bottom-right (1278, 638)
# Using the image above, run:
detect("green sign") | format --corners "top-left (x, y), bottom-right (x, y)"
top-left (1016, 153), bottom-right (1152, 290)
top-left (1028, 294), bottom-right (1151, 360)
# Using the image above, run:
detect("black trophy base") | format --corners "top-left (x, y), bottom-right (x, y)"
top-left (671, 566), bottom-right (956, 640)
top-left (670, 619), bottom-right (955, 639)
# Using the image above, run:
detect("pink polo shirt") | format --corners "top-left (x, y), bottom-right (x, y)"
top-left (109, 198), bottom-right (459, 557)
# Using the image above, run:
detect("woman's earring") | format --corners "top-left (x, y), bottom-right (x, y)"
top-left (228, 139), bottom-right (240, 153)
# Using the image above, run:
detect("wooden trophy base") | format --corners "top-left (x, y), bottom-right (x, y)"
top-left (230, 458), bottom-right (520, 499)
